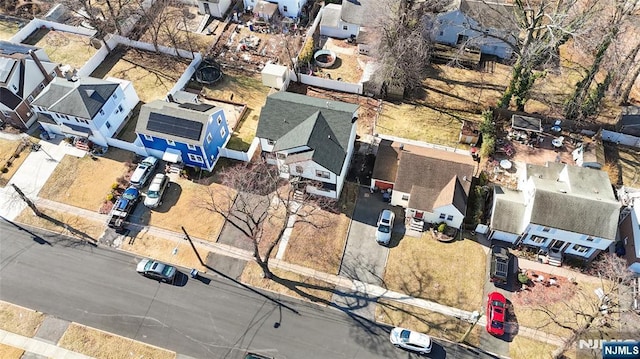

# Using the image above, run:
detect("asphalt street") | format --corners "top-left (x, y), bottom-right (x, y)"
top-left (0, 219), bottom-right (500, 359)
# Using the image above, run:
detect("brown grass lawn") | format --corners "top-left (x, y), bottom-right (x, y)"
top-left (139, 6), bottom-right (213, 55)
top-left (284, 182), bottom-right (357, 274)
top-left (513, 279), bottom-right (602, 338)
top-left (14, 208), bottom-right (105, 241)
top-left (91, 46), bottom-right (190, 103)
top-left (120, 233), bottom-right (209, 272)
top-left (145, 177), bottom-right (227, 241)
top-left (0, 302), bottom-right (44, 337)
top-left (202, 71), bottom-right (271, 150)
top-left (31, 30), bottom-right (97, 70)
top-left (0, 138), bottom-right (31, 187)
top-left (0, 344), bottom-right (23, 359)
top-left (0, 20), bottom-right (20, 41)
top-left (59, 324), bottom-right (176, 359)
top-left (240, 261), bottom-right (336, 303)
top-left (383, 234), bottom-right (486, 312)
top-left (604, 143), bottom-right (640, 187)
top-left (509, 336), bottom-right (572, 359)
top-left (38, 149), bottom-right (135, 211)
top-left (376, 300), bottom-right (482, 346)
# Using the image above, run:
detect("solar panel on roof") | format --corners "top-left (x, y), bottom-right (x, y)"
top-left (147, 112), bottom-right (203, 141)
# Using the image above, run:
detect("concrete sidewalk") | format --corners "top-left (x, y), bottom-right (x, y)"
top-left (0, 328), bottom-right (94, 359)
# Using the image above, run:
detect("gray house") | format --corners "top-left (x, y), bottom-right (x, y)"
top-left (489, 162), bottom-right (620, 265)
top-left (319, 0), bottom-right (375, 40)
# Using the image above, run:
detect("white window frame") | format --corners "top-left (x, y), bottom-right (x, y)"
top-left (105, 121), bottom-right (111, 129)
top-left (283, 5), bottom-right (288, 11)
top-left (206, 133), bottom-right (213, 144)
top-left (447, 215), bottom-right (454, 221)
top-left (188, 153), bottom-right (204, 163)
top-left (117, 105), bottom-right (123, 112)
top-left (439, 213), bottom-right (446, 219)
top-left (342, 25), bottom-right (348, 30)
top-left (316, 170), bottom-right (330, 179)
top-left (572, 244), bottom-right (589, 253)
top-left (220, 127), bottom-right (226, 138)
top-left (402, 194), bottom-right (409, 201)
top-left (267, 139), bottom-right (276, 146)
top-left (531, 235), bottom-right (547, 244)
top-left (295, 165), bottom-right (303, 173)
top-left (217, 115), bottom-right (222, 125)
top-left (99, 109), bottom-right (105, 116)
top-left (166, 139), bottom-right (176, 146)
top-left (187, 144), bottom-right (197, 150)
top-left (39, 83), bottom-right (45, 90)
top-left (27, 95), bottom-right (34, 102)
top-left (143, 134), bottom-right (153, 141)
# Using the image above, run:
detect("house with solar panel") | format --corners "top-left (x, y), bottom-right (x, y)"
top-left (135, 100), bottom-right (230, 172)
top-left (0, 41), bottom-right (60, 130)
top-left (256, 92), bottom-right (358, 199)
top-left (33, 76), bottom-right (139, 148)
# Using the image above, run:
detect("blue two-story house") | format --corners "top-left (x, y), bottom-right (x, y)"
top-left (488, 162), bottom-right (620, 265)
top-left (135, 100), bottom-right (230, 172)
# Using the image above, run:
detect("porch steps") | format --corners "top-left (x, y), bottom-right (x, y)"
top-left (547, 257), bottom-right (562, 267)
top-left (408, 218), bottom-right (425, 232)
top-left (293, 190), bottom-right (305, 202)
top-left (74, 141), bottom-right (90, 151)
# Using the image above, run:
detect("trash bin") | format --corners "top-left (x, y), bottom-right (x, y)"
top-left (190, 269), bottom-right (199, 278)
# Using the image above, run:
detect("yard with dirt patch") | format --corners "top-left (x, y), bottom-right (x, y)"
top-left (14, 207), bottom-right (105, 241)
top-left (0, 19), bottom-right (20, 40)
top-left (0, 138), bottom-right (31, 187)
top-left (38, 148), bottom-right (135, 212)
top-left (120, 233), bottom-right (208, 273)
top-left (59, 323), bottom-right (176, 359)
top-left (240, 261), bottom-right (336, 303)
top-left (383, 234), bottom-right (487, 312)
top-left (0, 344), bottom-right (23, 359)
top-left (23, 28), bottom-right (97, 70)
top-left (0, 301), bottom-right (44, 337)
top-left (509, 336), bottom-right (569, 359)
top-left (604, 143), bottom-right (640, 187)
top-left (375, 300), bottom-right (482, 346)
top-left (284, 182), bottom-right (357, 274)
top-left (90, 46), bottom-right (191, 103)
top-left (199, 70), bottom-right (271, 151)
top-left (138, 6), bottom-right (213, 55)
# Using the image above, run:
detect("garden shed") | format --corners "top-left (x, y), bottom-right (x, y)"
top-left (261, 63), bottom-right (288, 90)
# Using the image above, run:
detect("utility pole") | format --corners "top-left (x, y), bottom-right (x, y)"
top-left (181, 226), bottom-right (205, 266)
top-left (11, 184), bottom-right (42, 217)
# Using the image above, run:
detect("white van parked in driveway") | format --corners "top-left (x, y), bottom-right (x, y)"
top-left (144, 173), bottom-right (170, 208)
top-left (130, 156), bottom-right (158, 188)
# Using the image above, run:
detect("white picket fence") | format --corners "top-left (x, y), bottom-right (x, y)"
top-left (219, 137), bottom-right (260, 162)
top-left (167, 53), bottom-right (202, 100)
top-left (9, 18), bottom-right (97, 44)
top-left (601, 129), bottom-right (640, 148)
top-left (106, 137), bottom-right (148, 156)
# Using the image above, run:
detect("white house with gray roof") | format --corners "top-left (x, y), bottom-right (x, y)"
top-left (256, 92), bottom-right (358, 199)
top-left (243, 0), bottom-right (307, 18)
top-left (33, 76), bottom-right (139, 147)
top-left (320, 0), bottom-right (375, 40)
top-left (489, 162), bottom-right (620, 264)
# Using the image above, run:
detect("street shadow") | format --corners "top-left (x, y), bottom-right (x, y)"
top-left (191, 272), bottom-right (211, 285)
top-left (0, 216), bottom-right (52, 245)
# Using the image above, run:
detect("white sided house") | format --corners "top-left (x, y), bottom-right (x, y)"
top-left (431, 0), bottom-right (517, 60)
top-left (196, 0), bottom-right (231, 18)
top-left (489, 162), bottom-right (620, 264)
top-left (370, 140), bottom-right (476, 230)
top-left (320, 0), bottom-right (374, 40)
top-left (256, 92), bottom-right (358, 199)
top-left (243, 0), bottom-right (307, 18)
top-left (33, 76), bottom-right (139, 147)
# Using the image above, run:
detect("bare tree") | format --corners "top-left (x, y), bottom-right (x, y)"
top-left (195, 160), bottom-right (334, 279)
top-left (62, 0), bottom-right (137, 37)
top-left (533, 254), bottom-right (639, 359)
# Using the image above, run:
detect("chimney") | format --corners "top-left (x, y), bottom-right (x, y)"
top-left (29, 50), bottom-right (53, 83)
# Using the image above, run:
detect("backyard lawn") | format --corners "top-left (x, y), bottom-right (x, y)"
top-left (0, 19), bottom-right (20, 41)
top-left (120, 233), bottom-right (209, 273)
top-left (38, 148), bottom-right (135, 212)
top-left (59, 324), bottom-right (176, 359)
top-left (284, 182), bottom-right (357, 274)
top-left (383, 233), bottom-right (486, 312)
top-left (201, 71), bottom-right (271, 151)
top-left (90, 46), bottom-right (191, 103)
top-left (376, 300), bottom-right (482, 346)
top-left (24, 28), bottom-right (97, 70)
top-left (0, 302), bottom-right (44, 337)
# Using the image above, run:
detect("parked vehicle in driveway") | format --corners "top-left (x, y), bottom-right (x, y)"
top-left (130, 156), bottom-right (158, 188)
top-left (136, 258), bottom-right (176, 283)
top-left (376, 209), bottom-right (395, 245)
top-left (106, 186), bottom-right (140, 229)
top-left (389, 327), bottom-right (432, 354)
top-left (144, 173), bottom-right (170, 208)
top-left (490, 246), bottom-right (510, 284)
top-left (486, 291), bottom-right (507, 336)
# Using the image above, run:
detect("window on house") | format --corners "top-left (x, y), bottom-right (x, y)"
top-left (113, 93), bottom-right (118, 99)
top-left (439, 31), bottom-right (444, 36)
top-left (585, 236), bottom-right (594, 242)
top-left (206, 133), bottom-right (213, 144)
top-left (210, 155), bottom-right (215, 163)
top-left (188, 154), bottom-right (204, 163)
top-left (118, 105), bottom-right (123, 112)
top-left (439, 213), bottom-right (446, 219)
top-left (283, 5), bottom-right (288, 11)
top-left (316, 170), bottom-right (330, 179)
top-left (99, 109), bottom-right (105, 116)
top-left (167, 139), bottom-right (175, 146)
top-left (447, 215), bottom-right (454, 221)
top-left (542, 227), bottom-right (551, 232)
top-left (143, 134), bottom-right (153, 141)
top-left (217, 116), bottom-right (222, 125)
top-left (11, 84), bottom-right (17, 91)
top-left (531, 236), bottom-right (547, 244)
top-left (276, 153), bottom-right (286, 160)
top-left (267, 139), bottom-right (276, 146)
top-left (27, 95), bottom-right (34, 102)
top-left (402, 194), bottom-right (409, 201)
top-left (51, 71), bottom-right (56, 78)
top-left (105, 121), bottom-right (111, 129)
top-left (295, 165), bottom-right (303, 173)
top-left (39, 83), bottom-right (45, 90)
top-left (187, 144), bottom-right (197, 150)
top-left (343, 25), bottom-right (348, 30)
top-left (220, 127), bottom-right (226, 138)
top-left (572, 244), bottom-right (589, 253)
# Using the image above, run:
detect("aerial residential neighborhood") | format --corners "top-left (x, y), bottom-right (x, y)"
top-left (1, 0), bottom-right (640, 358)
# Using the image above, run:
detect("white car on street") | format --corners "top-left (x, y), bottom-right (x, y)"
top-left (389, 327), bottom-right (432, 354)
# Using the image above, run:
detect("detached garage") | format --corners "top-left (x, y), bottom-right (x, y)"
top-left (197, 0), bottom-right (231, 18)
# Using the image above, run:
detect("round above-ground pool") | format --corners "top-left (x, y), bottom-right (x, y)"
top-left (195, 65), bottom-right (223, 85)
top-left (314, 49), bottom-right (337, 68)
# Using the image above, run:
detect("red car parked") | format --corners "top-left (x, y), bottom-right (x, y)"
top-left (486, 291), bottom-right (507, 336)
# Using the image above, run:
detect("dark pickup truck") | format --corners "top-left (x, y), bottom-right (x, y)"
top-left (107, 186), bottom-right (140, 229)
top-left (490, 246), bottom-right (510, 284)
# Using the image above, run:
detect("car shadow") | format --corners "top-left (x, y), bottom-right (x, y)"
top-left (171, 271), bottom-right (189, 287)
top-left (151, 182), bottom-right (182, 214)
top-left (395, 342), bottom-right (447, 358)
top-left (502, 298), bottom-right (519, 342)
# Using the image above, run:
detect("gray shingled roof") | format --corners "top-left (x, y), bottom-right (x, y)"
top-left (33, 77), bottom-right (118, 119)
top-left (511, 114), bottom-right (542, 132)
top-left (341, 0), bottom-right (375, 26)
top-left (491, 186), bottom-right (527, 234)
top-left (459, 0), bottom-right (518, 32)
top-left (136, 100), bottom-right (221, 145)
top-left (321, 4), bottom-right (341, 28)
top-left (256, 92), bottom-right (358, 175)
top-left (371, 140), bottom-right (399, 183)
